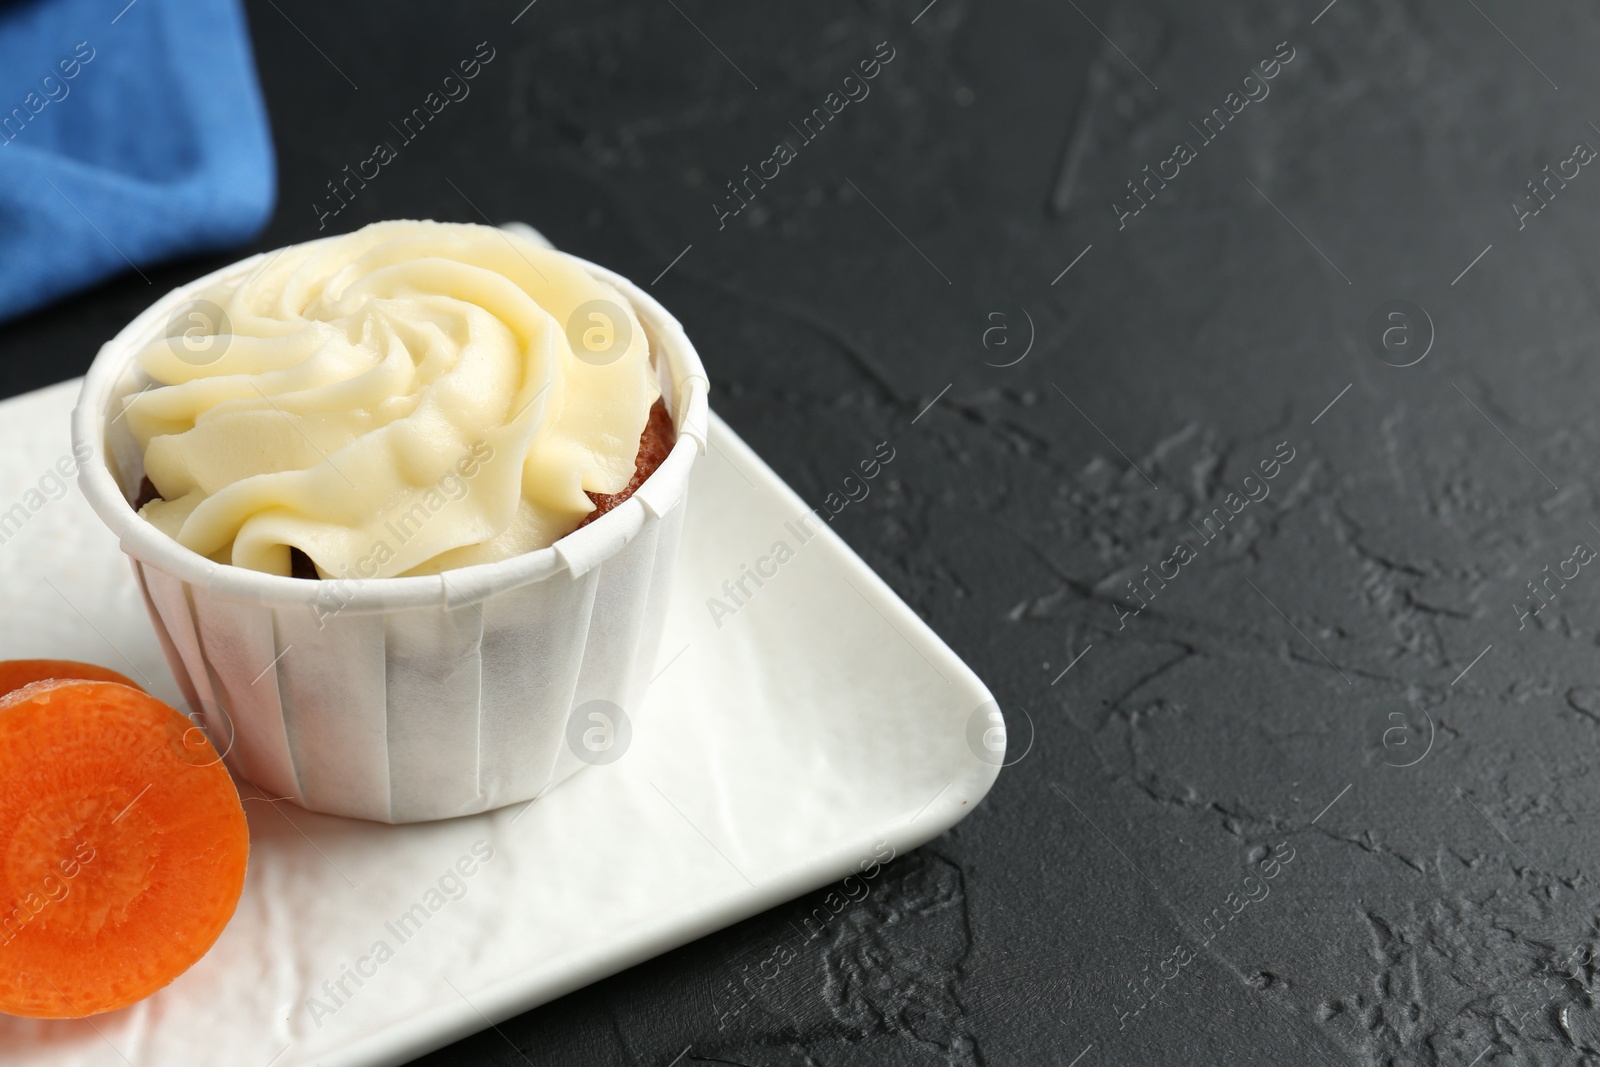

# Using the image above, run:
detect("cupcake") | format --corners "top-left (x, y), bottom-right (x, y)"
top-left (73, 220), bottom-right (709, 823)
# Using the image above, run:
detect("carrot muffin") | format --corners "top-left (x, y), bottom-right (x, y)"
top-left (75, 219), bottom-right (709, 822)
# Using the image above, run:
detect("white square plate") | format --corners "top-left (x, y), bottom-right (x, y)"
top-left (0, 380), bottom-right (1001, 1067)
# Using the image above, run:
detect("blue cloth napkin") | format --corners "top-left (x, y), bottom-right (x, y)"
top-left (0, 0), bottom-right (275, 322)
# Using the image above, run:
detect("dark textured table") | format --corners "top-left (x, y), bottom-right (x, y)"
top-left (10, 0), bottom-right (1600, 1063)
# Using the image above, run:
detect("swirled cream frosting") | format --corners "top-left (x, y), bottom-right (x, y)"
top-left (122, 220), bottom-right (661, 579)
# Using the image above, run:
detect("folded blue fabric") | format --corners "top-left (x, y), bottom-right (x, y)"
top-left (0, 0), bottom-right (275, 323)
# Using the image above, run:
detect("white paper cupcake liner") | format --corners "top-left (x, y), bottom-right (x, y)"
top-left (73, 240), bottom-right (709, 824)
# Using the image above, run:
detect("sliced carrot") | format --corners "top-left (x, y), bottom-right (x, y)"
top-left (0, 680), bottom-right (248, 1018)
top-left (0, 660), bottom-right (143, 700)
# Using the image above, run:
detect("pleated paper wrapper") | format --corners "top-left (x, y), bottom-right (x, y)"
top-left (73, 242), bottom-right (709, 823)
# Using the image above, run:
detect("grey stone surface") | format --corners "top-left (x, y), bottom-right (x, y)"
top-left (10, 0), bottom-right (1600, 1063)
